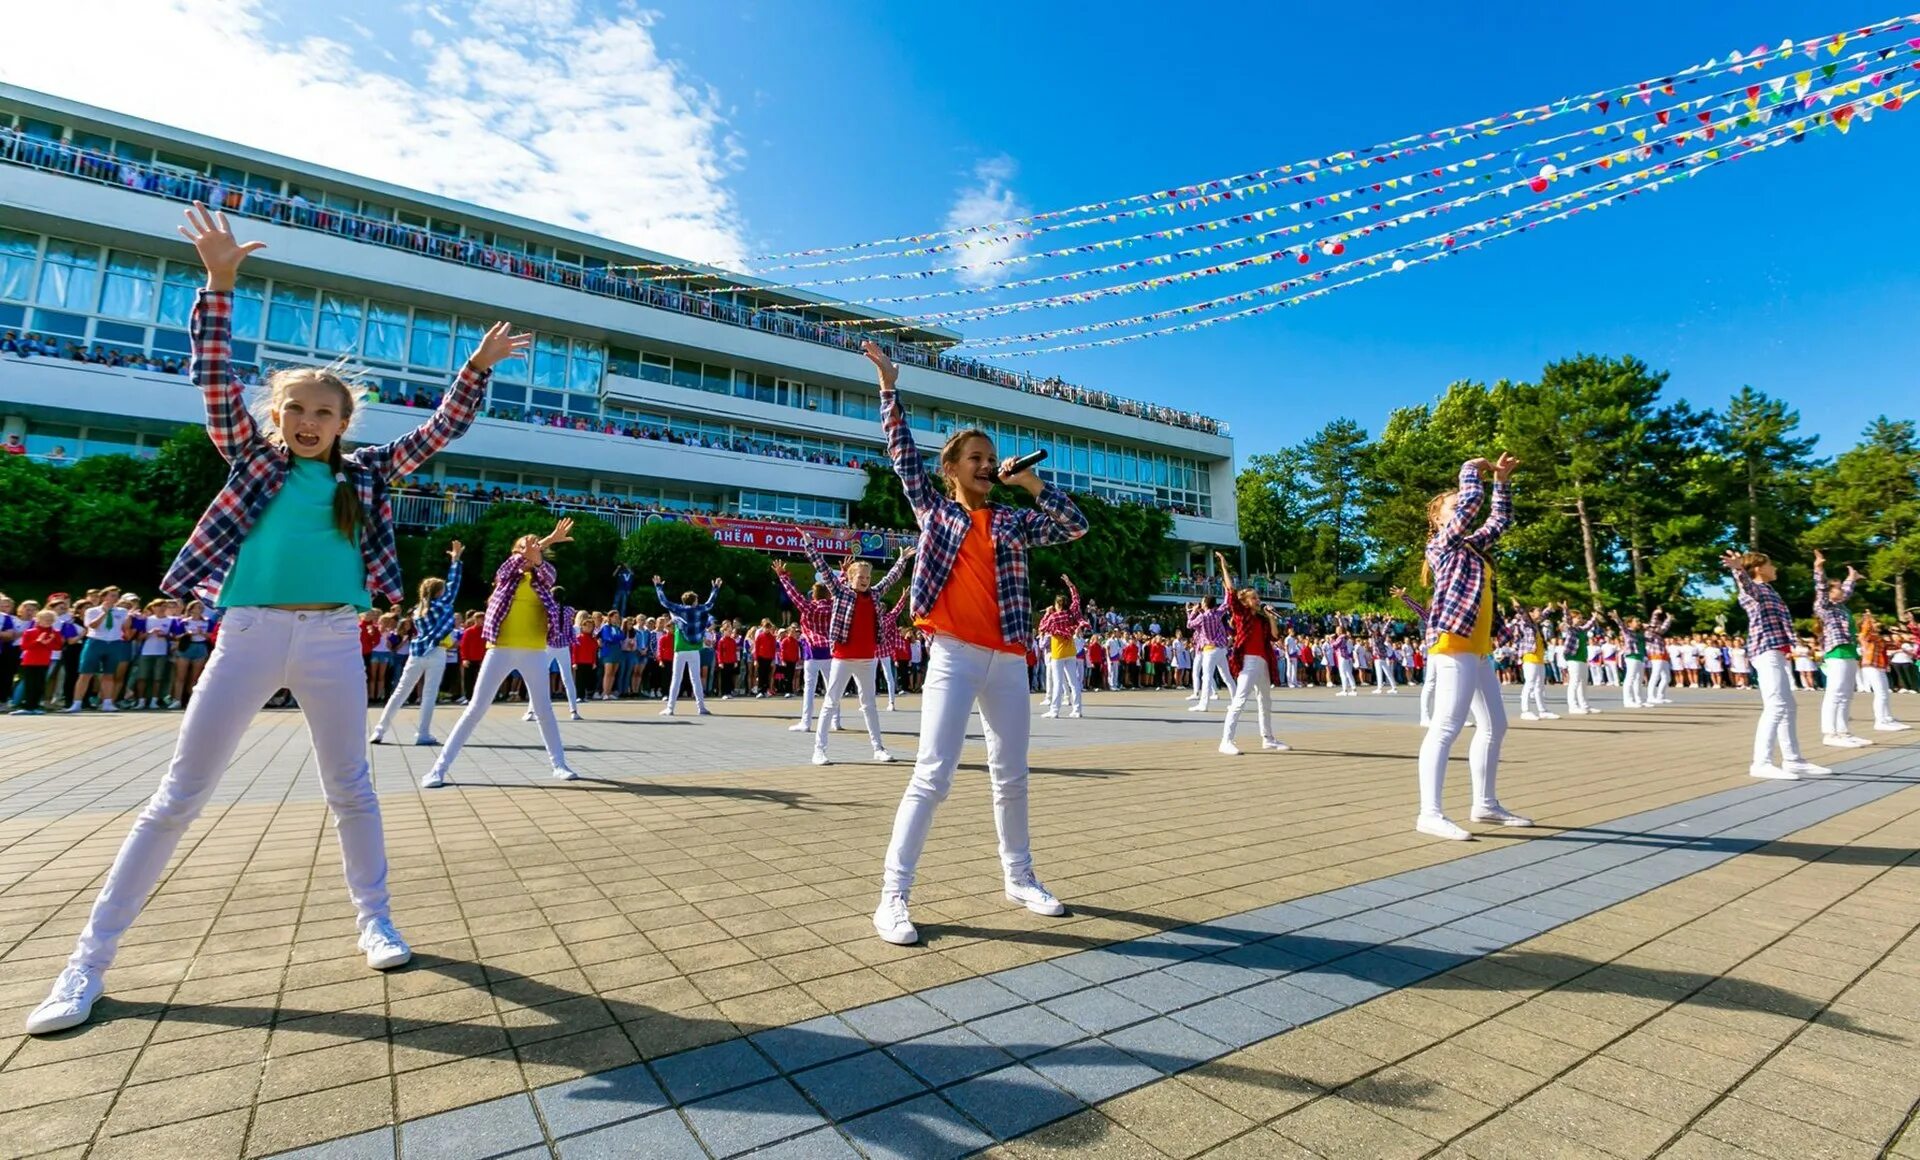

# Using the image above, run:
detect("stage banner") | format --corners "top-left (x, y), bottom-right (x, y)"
top-left (654, 514), bottom-right (895, 559)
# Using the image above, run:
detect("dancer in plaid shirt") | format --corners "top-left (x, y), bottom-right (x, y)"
top-left (1857, 612), bottom-right (1910, 733)
top-left (1415, 455), bottom-right (1533, 842)
top-left (371, 540), bottom-right (464, 746)
top-left (800, 535), bottom-right (913, 765)
top-left (1644, 609), bottom-right (1677, 705)
top-left (861, 341), bottom-right (1087, 946)
top-left (27, 206), bottom-right (528, 1036)
top-left (773, 561), bottom-right (839, 732)
top-left (1813, 550), bottom-right (1870, 748)
top-left (1185, 592), bottom-right (1232, 709)
top-left (1723, 549), bottom-right (1829, 780)
top-left (878, 587), bottom-right (910, 710)
top-left (1038, 573), bottom-right (1087, 719)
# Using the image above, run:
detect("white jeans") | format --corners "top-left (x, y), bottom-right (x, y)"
top-left (666, 651), bottom-right (707, 713)
top-left (883, 637), bottom-right (1033, 896)
top-left (1564, 660), bottom-right (1590, 713)
top-left (549, 646), bottom-right (579, 714)
top-left (818, 658), bottom-right (884, 754)
top-left (1374, 659), bottom-right (1396, 692)
top-left (798, 657), bottom-right (825, 724)
top-left (1337, 657), bottom-right (1357, 693)
top-left (69, 607), bottom-right (390, 971)
top-left (1820, 658), bottom-right (1859, 737)
top-left (1418, 652), bottom-right (1508, 819)
top-left (431, 646), bottom-right (568, 778)
top-left (1520, 660), bottom-right (1547, 716)
top-left (1419, 664), bottom-right (1437, 725)
top-left (1622, 658), bottom-right (1646, 707)
top-left (880, 656), bottom-right (898, 705)
top-left (1221, 655), bottom-right (1276, 745)
top-left (375, 646), bottom-right (448, 742)
top-left (1863, 666), bottom-right (1899, 726)
top-left (1286, 655), bottom-right (1301, 687)
top-left (1752, 649), bottom-right (1806, 767)
top-left (1106, 659), bottom-right (1121, 689)
top-left (1193, 648), bottom-right (1229, 707)
top-left (1045, 655), bottom-right (1083, 715)
top-left (1648, 659), bottom-right (1673, 703)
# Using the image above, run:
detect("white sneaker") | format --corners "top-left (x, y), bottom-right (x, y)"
top-left (788, 721), bottom-right (811, 732)
top-left (1874, 722), bottom-right (1911, 731)
top-left (1840, 735), bottom-right (1873, 748)
top-left (99, 700), bottom-right (118, 713)
top-left (660, 708), bottom-right (674, 717)
top-left (63, 702), bottom-right (83, 714)
top-left (24, 965), bottom-right (105, 1034)
top-left (811, 749), bottom-right (830, 766)
top-left (887, 702), bottom-right (897, 711)
top-left (1068, 711), bottom-right (1083, 719)
top-left (421, 769), bottom-right (446, 789)
top-left (1416, 815), bottom-right (1473, 841)
top-left (1219, 740), bottom-right (1241, 756)
top-left (1782, 759), bottom-right (1832, 777)
top-left (570, 712), bottom-right (583, 721)
top-left (1540, 712), bottom-right (1560, 720)
top-left (414, 735), bottom-right (439, 747)
top-left (1587, 707), bottom-right (1602, 714)
top-left (872, 749), bottom-right (895, 763)
top-left (1470, 805), bottom-right (1534, 827)
top-left (523, 710), bottom-right (536, 722)
top-left (1186, 704), bottom-right (1207, 712)
top-left (874, 893), bottom-right (918, 945)
top-left (1005, 873), bottom-right (1067, 916)
top-left (1261, 737), bottom-right (1289, 751)
top-left (1749, 762), bottom-right (1797, 780)
top-left (357, 918), bottom-right (412, 970)
top-left (369, 729), bottom-right (386, 744)
top-left (1041, 710), bottom-right (1058, 719)
top-left (1520, 712), bottom-right (1540, 721)
top-left (552, 766), bottom-right (580, 780)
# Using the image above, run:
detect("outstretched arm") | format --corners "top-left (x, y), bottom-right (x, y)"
top-left (801, 533), bottom-right (849, 596)
top-left (1463, 453), bottom-right (1519, 549)
top-left (1214, 551), bottom-right (1237, 598)
top-left (866, 341), bottom-right (937, 518)
top-left (876, 547), bottom-right (915, 596)
top-left (179, 203), bottom-right (266, 462)
top-left (1063, 574), bottom-right (1081, 618)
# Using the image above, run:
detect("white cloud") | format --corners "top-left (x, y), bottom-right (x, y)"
top-left (943, 155), bottom-right (1027, 288)
top-left (1, 0), bottom-right (750, 266)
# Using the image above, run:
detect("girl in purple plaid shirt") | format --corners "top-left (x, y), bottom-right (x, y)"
top-left (26, 206), bottom-right (529, 1036)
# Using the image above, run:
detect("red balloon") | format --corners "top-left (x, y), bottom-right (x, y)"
top-left (1330, 242), bottom-right (1346, 255)
top-left (1529, 177), bottom-right (1549, 193)
top-left (1297, 252), bottom-right (1311, 264)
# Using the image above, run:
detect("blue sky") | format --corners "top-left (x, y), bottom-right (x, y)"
top-left (13, 0), bottom-right (1913, 461)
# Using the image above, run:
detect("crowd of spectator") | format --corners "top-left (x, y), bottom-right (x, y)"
top-left (2, 332), bottom-right (190, 376)
top-left (1, 125), bottom-right (1223, 435)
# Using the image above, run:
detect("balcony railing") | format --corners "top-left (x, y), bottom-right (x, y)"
top-left (0, 128), bottom-right (1225, 435)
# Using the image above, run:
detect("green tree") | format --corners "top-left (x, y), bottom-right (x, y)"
top-left (1365, 382), bottom-right (1504, 588)
top-left (1235, 450), bottom-right (1310, 575)
top-left (618, 521), bottom-right (781, 623)
top-left (1812, 416), bottom-right (1920, 617)
top-left (1709, 386), bottom-right (1821, 556)
top-left (0, 457), bottom-right (63, 552)
top-left (64, 493), bottom-right (159, 570)
top-left (849, 464), bottom-right (915, 531)
top-left (1297, 418), bottom-right (1372, 576)
top-left (144, 425), bottom-right (228, 518)
top-left (1025, 492), bottom-right (1174, 610)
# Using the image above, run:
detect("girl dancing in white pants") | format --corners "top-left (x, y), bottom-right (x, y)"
top-left (372, 541), bottom-right (463, 745)
top-left (1724, 549), bottom-right (1830, 780)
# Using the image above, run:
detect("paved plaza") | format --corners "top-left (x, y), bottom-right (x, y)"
top-left (0, 684), bottom-right (1916, 1159)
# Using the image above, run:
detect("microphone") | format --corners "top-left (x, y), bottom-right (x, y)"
top-left (998, 448), bottom-right (1048, 479)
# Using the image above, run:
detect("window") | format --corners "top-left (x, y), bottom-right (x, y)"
top-left (639, 353), bottom-right (671, 384)
top-left (155, 262), bottom-right (201, 326)
top-left (569, 343), bottom-right (604, 392)
top-left (365, 301), bottom-right (407, 364)
top-left (409, 310), bottom-right (451, 370)
top-left (35, 238), bottom-right (99, 311)
top-left (267, 284), bottom-right (315, 346)
top-left (531, 335), bottom-right (567, 388)
top-left (316, 292), bottom-right (363, 353)
top-left (231, 275), bottom-right (266, 340)
top-left (0, 228), bottom-right (36, 302)
top-left (98, 251), bottom-right (158, 320)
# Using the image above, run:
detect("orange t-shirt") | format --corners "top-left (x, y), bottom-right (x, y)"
top-left (917, 508), bottom-right (1021, 655)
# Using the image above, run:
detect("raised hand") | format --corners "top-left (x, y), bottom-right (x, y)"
top-left (544, 518), bottom-right (574, 546)
top-left (1390, 586), bottom-right (1406, 598)
top-left (1492, 452), bottom-right (1521, 480)
top-left (652, 575), bottom-right (663, 585)
top-left (1813, 549), bottom-right (1826, 567)
top-left (861, 340), bottom-right (900, 391)
top-left (470, 322), bottom-right (533, 372)
top-left (1464, 457), bottom-right (1494, 475)
top-left (712, 577), bottom-right (724, 589)
top-left (177, 202), bottom-right (265, 291)
top-left (448, 540), bottom-right (464, 560)
top-left (771, 561), bottom-right (788, 577)
top-left (999, 455), bottom-right (1042, 495)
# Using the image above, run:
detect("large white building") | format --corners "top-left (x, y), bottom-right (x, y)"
top-left (0, 84), bottom-right (1242, 593)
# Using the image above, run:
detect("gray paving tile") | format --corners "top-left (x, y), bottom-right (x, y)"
top-left (683, 1077), bottom-right (826, 1158)
top-left (398, 1094), bottom-right (543, 1160)
top-left (535, 1062), bottom-right (668, 1139)
top-left (886, 1024), bottom-right (1014, 1089)
top-left (738, 1127), bottom-right (862, 1159)
top-left (1052, 946), bottom-right (1153, 985)
top-left (1104, 1017), bottom-right (1230, 1075)
top-left (1232, 980), bottom-right (1345, 1026)
top-left (1214, 939), bottom-right (1316, 976)
top-left (555, 1110), bottom-right (705, 1160)
top-left (942, 1064), bottom-right (1084, 1141)
top-left (1105, 967), bottom-right (1216, 1014)
top-left (1026, 1039), bottom-right (1162, 1105)
top-left (1039, 986), bottom-right (1156, 1036)
top-left (751, 1014), bottom-right (870, 1073)
top-left (917, 977), bottom-right (1024, 1022)
top-left (271, 1129), bottom-right (395, 1160)
top-left (840, 1093), bottom-right (994, 1160)
top-left (1162, 956), bottom-right (1265, 995)
top-left (838, 994), bottom-right (951, 1045)
top-left (790, 1049), bottom-right (927, 1121)
top-left (654, 1038), bottom-right (776, 1104)
top-left (1165, 996), bottom-right (1290, 1049)
top-left (966, 1005), bottom-right (1085, 1059)
top-left (990, 960), bottom-right (1086, 1002)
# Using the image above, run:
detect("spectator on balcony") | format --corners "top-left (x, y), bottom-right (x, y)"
top-left (3, 434), bottom-right (24, 456)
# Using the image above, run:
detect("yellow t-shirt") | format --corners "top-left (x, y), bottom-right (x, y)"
top-left (1048, 634), bottom-right (1076, 660)
top-left (1431, 580), bottom-right (1495, 657)
top-left (496, 575), bottom-right (549, 649)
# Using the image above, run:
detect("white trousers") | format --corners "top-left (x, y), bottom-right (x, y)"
top-left (69, 607), bottom-right (389, 971)
top-left (549, 646), bottom-right (579, 714)
top-left (1374, 659), bottom-right (1397, 692)
top-left (1045, 655), bottom-right (1083, 715)
top-left (1520, 660), bottom-right (1547, 716)
top-left (798, 657), bottom-right (826, 724)
top-left (880, 656), bottom-right (899, 706)
top-left (883, 638), bottom-right (1033, 895)
top-left (1286, 655), bottom-right (1300, 687)
top-left (1648, 659), bottom-right (1673, 703)
top-left (1622, 658), bottom-right (1646, 707)
top-left (1419, 665), bottom-right (1437, 725)
top-left (375, 646), bottom-right (448, 742)
top-left (1752, 650), bottom-right (1806, 767)
top-left (1863, 666), bottom-right (1899, 726)
top-left (818, 658), bottom-right (884, 754)
top-left (1337, 657), bottom-right (1357, 693)
top-left (666, 651), bottom-right (707, 713)
top-left (1564, 660), bottom-right (1591, 713)
top-left (1820, 657), bottom-right (1859, 737)
top-left (1193, 648), bottom-right (1228, 709)
top-left (1221, 656), bottom-right (1276, 745)
top-left (1418, 652), bottom-right (1508, 819)
top-left (1106, 659), bottom-right (1121, 689)
top-left (431, 646), bottom-right (568, 778)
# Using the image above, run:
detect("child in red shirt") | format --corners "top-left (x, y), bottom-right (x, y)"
top-left (12, 612), bottom-right (60, 714)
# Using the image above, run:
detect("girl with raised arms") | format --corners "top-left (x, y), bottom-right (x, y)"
top-left (26, 205), bottom-right (528, 1035)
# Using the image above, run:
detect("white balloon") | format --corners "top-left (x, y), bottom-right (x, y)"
top-left (1392, 259), bottom-right (1408, 273)
top-left (1539, 163), bottom-right (1558, 180)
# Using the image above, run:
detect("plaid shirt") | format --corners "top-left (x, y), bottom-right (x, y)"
top-left (775, 572), bottom-right (833, 648)
top-left (483, 555), bottom-right (566, 647)
top-left (656, 583), bottom-right (719, 647)
top-left (162, 290), bottom-right (489, 605)
top-left (879, 589), bottom-right (911, 656)
top-left (803, 537), bottom-right (913, 646)
top-left (1645, 612), bottom-right (1674, 656)
top-left (1397, 593), bottom-right (1429, 624)
top-left (882, 386), bottom-right (1088, 645)
top-left (1610, 614), bottom-right (1647, 659)
top-left (1186, 602), bottom-right (1229, 649)
top-left (1421, 463), bottom-right (1512, 646)
top-left (408, 559), bottom-right (463, 656)
top-left (1036, 578), bottom-right (1085, 642)
top-left (1506, 614), bottom-right (1540, 657)
top-left (1811, 561), bottom-right (1857, 651)
top-left (1860, 623), bottom-right (1888, 669)
top-left (1728, 559), bottom-right (1795, 654)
